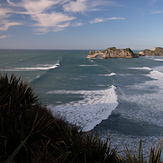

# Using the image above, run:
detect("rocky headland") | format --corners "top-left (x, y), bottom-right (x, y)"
top-left (138, 47), bottom-right (163, 56)
top-left (87, 47), bottom-right (138, 59)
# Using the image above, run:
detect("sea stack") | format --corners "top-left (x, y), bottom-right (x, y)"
top-left (138, 47), bottom-right (163, 56)
top-left (87, 47), bottom-right (138, 59)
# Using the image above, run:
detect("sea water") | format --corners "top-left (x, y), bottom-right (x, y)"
top-left (1, 49), bottom-right (163, 157)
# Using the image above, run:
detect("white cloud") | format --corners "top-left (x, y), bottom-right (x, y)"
top-left (107, 17), bottom-right (125, 20)
top-left (0, 7), bottom-right (11, 18)
top-left (7, 0), bottom-right (67, 13)
top-left (0, 20), bottom-right (23, 31)
top-left (63, 0), bottom-right (119, 13)
top-left (90, 18), bottom-right (104, 24)
top-left (90, 17), bottom-right (125, 24)
top-left (22, 0), bottom-right (65, 14)
top-left (0, 0), bottom-right (123, 34)
top-left (32, 13), bottom-right (75, 27)
top-left (0, 3), bottom-right (23, 31)
top-left (0, 35), bottom-right (9, 39)
top-left (31, 12), bottom-right (75, 33)
top-left (53, 22), bottom-right (71, 32)
top-left (63, 0), bottom-right (87, 13)
top-left (5, 0), bottom-right (76, 33)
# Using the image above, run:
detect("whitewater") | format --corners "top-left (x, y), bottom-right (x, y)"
top-left (48, 85), bottom-right (118, 131)
top-left (1, 49), bottom-right (163, 157)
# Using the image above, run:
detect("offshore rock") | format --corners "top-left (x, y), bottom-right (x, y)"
top-left (138, 47), bottom-right (163, 56)
top-left (87, 47), bottom-right (138, 59)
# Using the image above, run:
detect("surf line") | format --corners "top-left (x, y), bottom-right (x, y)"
top-left (13, 62), bottom-right (60, 71)
top-left (48, 85), bottom-right (119, 132)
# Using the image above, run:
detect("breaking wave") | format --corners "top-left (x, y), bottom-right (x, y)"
top-left (48, 85), bottom-right (118, 132)
top-left (14, 63), bottom-right (60, 71)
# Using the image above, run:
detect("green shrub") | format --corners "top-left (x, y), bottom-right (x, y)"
top-left (0, 73), bottom-right (62, 162)
top-left (0, 73), bottom-right (162, 163)
top-left (0, 73), bottom-right (120, 163)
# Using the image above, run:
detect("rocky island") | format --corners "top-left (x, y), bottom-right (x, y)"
top-left (138, 47), bottom-right (163, 56)
top-left (87, 47), bottom-right (138, 59)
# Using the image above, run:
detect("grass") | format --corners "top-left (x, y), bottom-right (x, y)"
top-left (0, 73), bottom-right (162, 162)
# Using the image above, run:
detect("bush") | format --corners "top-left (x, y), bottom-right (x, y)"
top-left (0, 73), bottom-right (162, 163)
top-left (0, 73), bottom-right (119, 163)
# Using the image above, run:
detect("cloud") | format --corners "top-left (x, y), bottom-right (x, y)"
top-left (90, 17), bottom-right (125, 24)
top-left (0, 0), bottom-right (123, 34)
top-left (0, 21), bottom-right (23, 31)
top-left (63, 0), bottom-right (119, 13)
top-left (31, 12), bottom-right (75, 33)
top-left (0, 7), bottom-right (11, 18)
top-left (63, 0), bottom-right (87, 13)
top-left (0, 35), bottom-right (9, 39)
top-left (0, 3), bottom-right (23, 31)
top-left (7, 0), bottom-right (67, 14)
top-left (22, 0), bottom-right (66, 14)
top-left (32, 13), bottom-right (75, 27)
top-left (90, 18), bottom-right (104, 24)
top-left (5, 0), bottom-right (76, 33)
top-left (108, 17), bottom-right (125, 20)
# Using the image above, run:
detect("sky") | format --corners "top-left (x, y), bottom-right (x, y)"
top-left (0, 0), bottom-right (163, 50)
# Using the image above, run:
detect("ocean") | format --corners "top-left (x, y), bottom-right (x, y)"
top-left (1, 49), bottom-right (163, 156)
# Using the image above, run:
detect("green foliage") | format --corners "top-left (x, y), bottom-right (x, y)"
top-left (0, 73), bottom-right (38, 111)
top-left (148, 143), bottom-right (162, 163)
top-left (125, 139), bottom-right (162, 163)
top-left (0, 73), bottom-right (59, 162)
top-left (0, 73), bottom-right (121, 163)
top-left (123, 48), bottom-right (132, 53)
top-left (89, 51), bottom-right (95, 55)
top-left (125, 139), bottom-right (144, 163)
top-left (0, 73), bottom-right (163, 163)
top-left (109, 47), bottom-right (117, 51)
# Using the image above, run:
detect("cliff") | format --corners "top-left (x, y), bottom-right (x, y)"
top-left (87, 47), bottom-right (138, 59)
top-left (138, 47), bottom-right (163, 56)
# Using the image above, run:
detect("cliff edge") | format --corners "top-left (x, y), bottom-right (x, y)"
top-left (87, 47), bottom-right (138, 59)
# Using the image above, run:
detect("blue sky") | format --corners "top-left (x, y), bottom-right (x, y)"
top-left (0, 0), bottom-right (163, 50)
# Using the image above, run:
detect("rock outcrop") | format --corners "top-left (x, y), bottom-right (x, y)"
top-left (87, 47), bottom-right (138, 59)
top-left (138, 47), bottom-right (163, 56)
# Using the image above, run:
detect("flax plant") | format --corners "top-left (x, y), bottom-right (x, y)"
top-left (0, 73), bottom-right (163, 163)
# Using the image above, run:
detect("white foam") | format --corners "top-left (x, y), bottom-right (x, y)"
top-left (14, 63), bottom-right (60, 71)
top-left (148, 70), bottom-right (163, 80)
top-left (118, 68), bottom-right (163, 127)
top-left (105, 73), bottom-right (116, 76)
top-left (48, 85), bottom-right (118, 132)
top-left (153, 58), bottom-right (163, 61)
top-left (99, 73), bottom-right (116, 77)
top-left (79, 65), bottom-right (97, 67)
top-left (131, 67), bottom-right (152, 71)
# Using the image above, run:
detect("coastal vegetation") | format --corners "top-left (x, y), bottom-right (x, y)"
top-left (0, 73), bottom-right (162, 162)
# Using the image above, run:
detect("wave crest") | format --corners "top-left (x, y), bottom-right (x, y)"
top-left (48, 85), bottom-right (118, 132)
